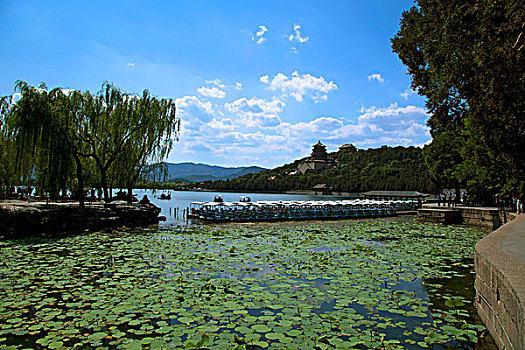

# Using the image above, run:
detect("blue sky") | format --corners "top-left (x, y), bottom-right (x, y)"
top-left (0, 0), bottom-right (430, 168)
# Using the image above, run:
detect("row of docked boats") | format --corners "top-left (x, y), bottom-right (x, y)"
top-left (188, 198), bottom-right (417, 222)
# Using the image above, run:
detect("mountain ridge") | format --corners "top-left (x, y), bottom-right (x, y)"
top-left (158, 162), bottom-right (267, 183)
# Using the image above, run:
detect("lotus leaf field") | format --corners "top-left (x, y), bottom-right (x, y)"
top-left (0, 220), bottom-right (489, 349)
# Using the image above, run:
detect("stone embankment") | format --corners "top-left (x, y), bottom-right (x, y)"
top-left (0, 200), bottom-right (162, 238)
top-left (475, 214), bottom-right (525, 350)
top-left (418, 204), bottom-right (509, 230)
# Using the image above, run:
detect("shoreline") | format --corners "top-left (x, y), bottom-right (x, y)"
top-left (0, 199), bottom-right (162, 239)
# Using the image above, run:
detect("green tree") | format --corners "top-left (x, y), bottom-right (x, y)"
top-left (0, 96), bottom-right (14, 197)
top-left (392, 0), bottom-right (525, 201)
top-left (7, 81), bottom-right (74, 199)
top-left (110, 89), bottom-right (180, 202)
top-left (78, 83), bottom-right (179, 202)
top-left (3, 81), bottom-right (180, 206)
top-left (49, 88), bottom-right (95, 208)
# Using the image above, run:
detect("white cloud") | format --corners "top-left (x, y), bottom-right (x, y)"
top-left (256, 25), bottom-right (267, 36)
top-left (225, 97), bottom-right (284, 128)
top-left (276, 103), bottom-right (430, 150)
top-left (400, 88), bottom-right (416, 100)
top-left (197, 86), bottom-right (226, 99)
top-left (235, 82), bottom-right (243, 90)
top-left (358, 103), bottom-right (426, 122)
top-left (126, 62), bottom-right (135, 67)
top-left (288, 23), bottom-right (309, 43)
top-left (175, 95), bottom-right (214, 129)
top-left (170, 77), bottom-right (429, 167)
top-left (290, 46), bottom-right (298, 55)
top-left (261, 71), bottom-right (337, 102)
top-left (226, 97), bottom-right (285, 115)
top-left (208, 118), bottom-right (236, 130)
top-left (368, 73), bottom-right (384, 84)
top-left (205, 79), bottom-right (226, 89)
top-left (252, 25), bottom-right (268, 44)
top-left (10, 92), bottom-right (22, 104)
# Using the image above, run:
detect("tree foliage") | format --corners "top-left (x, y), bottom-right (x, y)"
top-left (1, 81), bottom-right (180, 205)
top-left (203, 145), bottom-right (435, 194)
top-left (0, 96), bottom-right (15, 197)
top-left (392, 0), bottom-right (525, 202)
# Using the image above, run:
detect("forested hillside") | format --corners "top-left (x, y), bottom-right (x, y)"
top-left (202, 145), bottom-right (436, 193)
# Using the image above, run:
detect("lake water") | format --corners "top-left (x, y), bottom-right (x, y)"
top-left (130, 189), bottom-right (350, 225)
top-left (0, 219), bottom-right (495, 349)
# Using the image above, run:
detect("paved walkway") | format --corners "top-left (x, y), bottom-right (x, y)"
top-left (502, 214), bottom-right (525, 263)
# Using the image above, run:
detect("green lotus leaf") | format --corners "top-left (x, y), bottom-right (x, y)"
top-left (252, 324), bottom-right (271, 333)
top-left (122, 341), bottom-right (142, 350)
top-left (177, 316), bottom-right (193, 324)
top-left (286, 329), bottom-right (302, 337)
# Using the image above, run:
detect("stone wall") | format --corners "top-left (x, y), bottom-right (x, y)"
top-left (461, 207), bottom-right (507, 229)
top-left (475, 215), bottom-right (525, 350)
top-left (0, 201), bottom-right (162, 238)
top-left (417, 208), bottom-right (463, 225)
top-left (418, 205), bottom-right (510, 230)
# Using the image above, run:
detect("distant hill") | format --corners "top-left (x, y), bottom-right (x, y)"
top-left (151, 162), bottom-right (267, 183)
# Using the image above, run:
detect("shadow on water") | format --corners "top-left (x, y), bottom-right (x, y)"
top-left (424, 259), bottom-right (498, 350)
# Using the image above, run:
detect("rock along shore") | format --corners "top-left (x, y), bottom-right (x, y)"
top-left (0, 200), bottom-right (162, 238)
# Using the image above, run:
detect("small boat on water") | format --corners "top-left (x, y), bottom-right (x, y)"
top-left (188, 199), bottom-right (416, 223)
top-left (159, 192), bottom-right (171, 200)
top-left (240, 196), bottom-right (251, 202)
top-left (214, 195), bottom-right (224, 202)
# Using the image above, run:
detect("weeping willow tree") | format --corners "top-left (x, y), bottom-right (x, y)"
top-left (0, 96), bottom-right (15, 197)
top-left (3, 81), bottom-right (180, 206)
top-left (80, 83), bottom-right (179, 202)
top-left (110, 89), bottom-right (180, 202)
top-left (49, 88), bottom-right (95, 207)
top-left (7, 81), bottom-right (75, 199)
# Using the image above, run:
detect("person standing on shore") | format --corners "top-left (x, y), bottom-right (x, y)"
top-left (518, 198), bottom-right (522, 214)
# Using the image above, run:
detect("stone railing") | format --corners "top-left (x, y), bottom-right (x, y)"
top-left (475, 214), bottom-right (525, 349)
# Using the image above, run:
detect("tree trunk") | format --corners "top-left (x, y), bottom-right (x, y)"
top-left (126, 169), bottom-right (142, 204)
top-left (100, 169), bottom-right (109, 202)
top-left (126, 185), bottom-right (133, 204)
top-left (73, 153), bottom-right (85, 209)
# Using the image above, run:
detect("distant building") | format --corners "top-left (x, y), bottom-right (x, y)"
top-left (337, 143), bottom-right (357, 161)
top-left (313, 184), bottom-right (332, 195)
top-left (362, 190), bottom-right (429, 201)
top-left (297, 141), bottom-right (336, 174)
top-left (339, 144), bottom-right (357, 153)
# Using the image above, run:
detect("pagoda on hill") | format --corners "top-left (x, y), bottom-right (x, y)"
top-left (297, 141), bottom-right (335, 174)
top-left (311, 141), bottom-right (328, 160)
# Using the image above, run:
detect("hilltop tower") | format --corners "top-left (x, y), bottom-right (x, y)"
top-left (311, 141), bottom-right (328, 160)
top-left (297, 141), bottom-right (335, 174)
